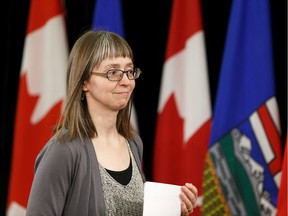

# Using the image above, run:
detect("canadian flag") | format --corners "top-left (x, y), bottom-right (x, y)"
top-left (277, 136), bottom-right (287, 216)
top-left (7, 0), bottom-right (68, 215)
top-left (153, 0), bottom-right (211, 214)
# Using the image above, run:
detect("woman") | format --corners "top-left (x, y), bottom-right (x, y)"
top-left (26, 30), bottom-right (198, 215)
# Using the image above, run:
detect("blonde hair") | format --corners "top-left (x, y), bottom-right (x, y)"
top-left (55, 30), bottom-right (135, 142)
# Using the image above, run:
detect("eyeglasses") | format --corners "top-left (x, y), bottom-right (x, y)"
top-left (91, 68), bottom-right (142, 81)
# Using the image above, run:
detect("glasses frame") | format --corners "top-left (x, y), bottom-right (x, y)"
top-left (91, 68), bottom-right (142, 81)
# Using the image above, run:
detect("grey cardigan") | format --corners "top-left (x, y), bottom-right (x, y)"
top-left (26, 133), bottom-right (145, 216)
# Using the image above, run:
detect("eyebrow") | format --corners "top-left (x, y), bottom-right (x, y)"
top-left (104, 62), bottom-right (134, 69)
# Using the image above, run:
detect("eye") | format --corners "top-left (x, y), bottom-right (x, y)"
top-left (127, 69), bottom-right (134, 75)
top-left (107, 69), bottom-right (118, 75)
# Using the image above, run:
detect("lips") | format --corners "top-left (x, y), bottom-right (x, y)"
top-left (115, 91), bottom-right (130, 95)
top-left (114, 92), bottom-right (130, 98)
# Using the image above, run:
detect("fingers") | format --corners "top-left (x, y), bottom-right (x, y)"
top-left (179, 183), bottom-right (198, 215)
top-left (181, 201), bottom-right (191, 215)
top-left (183, 183), bottom-right (198, 208)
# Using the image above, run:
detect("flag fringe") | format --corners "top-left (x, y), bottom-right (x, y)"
top-left (201, 154), bottom-right (231, 216)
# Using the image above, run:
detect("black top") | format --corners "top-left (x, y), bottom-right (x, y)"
top-left (106, 157), bottom-right (132, 185)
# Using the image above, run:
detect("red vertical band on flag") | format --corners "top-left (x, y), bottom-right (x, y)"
top-left (27, 0), bottom-right (63, 33)
top-left (166, 0), bottom-right (202, 59)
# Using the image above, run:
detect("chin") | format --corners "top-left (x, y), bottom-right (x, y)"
top-left (116, 102), bottom-right (128, 111)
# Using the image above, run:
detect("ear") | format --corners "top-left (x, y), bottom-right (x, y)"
top-left (82, 80), bottom-right (88, 91)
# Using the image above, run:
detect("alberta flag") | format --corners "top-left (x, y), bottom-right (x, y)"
top-left (92, 0), bottom-right (124, 36)
top-left (7, 0), bottom-right (68, 215)
top-left (202, 0), bottom-right (282, 215)
top-left (92, 0), bottom-right (139, 132)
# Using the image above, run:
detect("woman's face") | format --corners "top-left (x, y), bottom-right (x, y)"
top-left (83, 57), bottom-right (135, 113)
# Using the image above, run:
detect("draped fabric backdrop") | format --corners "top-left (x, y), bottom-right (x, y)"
top-left (1, 0), bottom-right (286, 215)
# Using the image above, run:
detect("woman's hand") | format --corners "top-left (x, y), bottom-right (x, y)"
top-left (179, 183), bottom-right (198, 215)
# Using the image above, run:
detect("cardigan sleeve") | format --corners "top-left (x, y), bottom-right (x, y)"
top-left (26, 139), bottom-right (74, 216)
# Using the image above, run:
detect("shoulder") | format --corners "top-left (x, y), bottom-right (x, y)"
top-left (37, 134), bottom-right (85, 159)
top-left (35, 134), bottom-right (88, 173)
top-left (131, 133), bottom-right (143, 151)
top-left (128, 133), bottom-right (143, 161)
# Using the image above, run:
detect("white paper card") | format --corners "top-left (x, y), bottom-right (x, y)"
top-left (143, 181), bottom-right (181, 216)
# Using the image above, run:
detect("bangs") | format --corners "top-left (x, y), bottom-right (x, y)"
top-left (95, 33), bottom-right (133, 63)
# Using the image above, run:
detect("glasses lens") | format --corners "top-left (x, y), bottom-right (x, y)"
top-left (127, 69), bottom-right (135, 79)
top-left (107, 68), bottom-right (141, 81)
top-left (107, 70), bottom-right (122, 81)
top-left (133, 68), bottom-right (141, 79)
